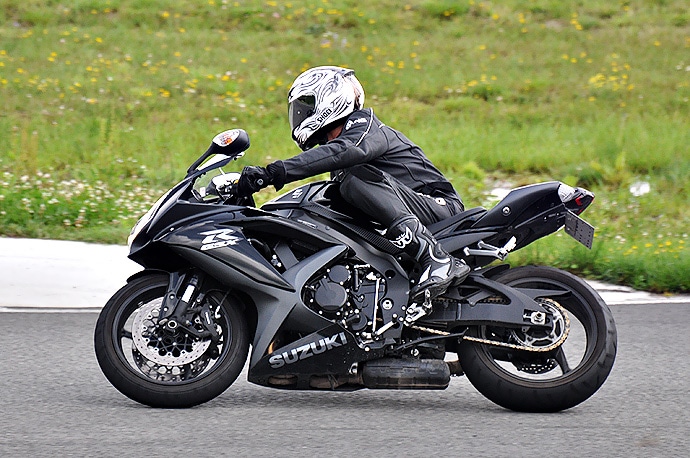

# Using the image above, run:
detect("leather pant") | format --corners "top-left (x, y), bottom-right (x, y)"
top-left (337, 164), bottom-right (464, 228)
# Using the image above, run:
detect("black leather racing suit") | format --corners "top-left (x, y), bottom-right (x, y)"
top-left (278, 108), bottom-right (464, 227)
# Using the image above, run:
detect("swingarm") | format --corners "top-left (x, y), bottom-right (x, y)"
top-left (422, 269), bottom-right (571, 329)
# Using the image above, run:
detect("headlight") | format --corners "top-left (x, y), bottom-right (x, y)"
top-left (127, 208), bottom-right (154, 248)
top-left (127, 190), bottom-right (171, 247)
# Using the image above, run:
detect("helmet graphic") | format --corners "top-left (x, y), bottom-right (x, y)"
top-left (288, 66), bottom-right (365, 151)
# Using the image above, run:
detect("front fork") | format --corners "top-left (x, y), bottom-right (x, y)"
top-left (158, 271), bottom-right (220, 343)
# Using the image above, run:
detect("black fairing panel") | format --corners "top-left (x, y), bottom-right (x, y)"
top-left (162, 220), bottom-right (294, 291)
top-left (472, 181), bottom-right (562, 229)
top-left (249, 324), bottom-right (385, 389)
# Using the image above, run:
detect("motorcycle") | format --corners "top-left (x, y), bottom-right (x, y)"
top-left (94, 129), bottom-right (617, 412)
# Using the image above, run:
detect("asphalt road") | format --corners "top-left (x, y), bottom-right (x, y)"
top-left (1, 303), bottom-right (688, 457)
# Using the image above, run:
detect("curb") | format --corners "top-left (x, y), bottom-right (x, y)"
top-left (0, 237), bottom-right (688, 311)
top-left (585, 280), bottom-right (690, 305)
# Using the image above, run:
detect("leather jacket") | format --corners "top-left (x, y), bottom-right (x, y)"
top-left (278, 108), bottom-right (461, 200)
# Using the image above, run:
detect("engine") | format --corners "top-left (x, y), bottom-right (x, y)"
top-left (303, 263), bottom-right (386, 338)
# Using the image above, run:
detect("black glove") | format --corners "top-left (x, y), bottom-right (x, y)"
top-left (236, 161), bottom-right (287, 197)
top-left (266, 161), bottom-right (286, 190)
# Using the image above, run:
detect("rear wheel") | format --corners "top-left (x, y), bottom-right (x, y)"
top-left (94, 273), bottom-right (249, 408)
top-left (457, 266), bottom-right (617, 412)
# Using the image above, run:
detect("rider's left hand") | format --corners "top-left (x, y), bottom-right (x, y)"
top-left (236, 161), bottom-right (286, 197)
top-left (237, 166), bottom-right (269, 197)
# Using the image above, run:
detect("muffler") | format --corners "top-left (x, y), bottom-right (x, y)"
top-left (361, 358), bottom-right (450, 389)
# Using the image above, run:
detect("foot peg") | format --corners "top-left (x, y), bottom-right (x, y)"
top-left (405, 289), bottom-right (433, 324)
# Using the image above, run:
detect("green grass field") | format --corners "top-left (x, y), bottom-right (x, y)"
top-left (0, 0), bottom-right (688, 292)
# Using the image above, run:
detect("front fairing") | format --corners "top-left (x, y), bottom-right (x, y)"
top-left (157, 218), bottom-right (294, 291)
top-left (128, 128), bottom-right (251, 250)
top-left (127, 153), bottom-right (247, 263)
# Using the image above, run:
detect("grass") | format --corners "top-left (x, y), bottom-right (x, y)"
top-left (0, 0), bottom-right (688, 292)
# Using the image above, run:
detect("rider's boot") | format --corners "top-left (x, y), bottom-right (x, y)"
top-left (387, 215), bottom-right (470, 304)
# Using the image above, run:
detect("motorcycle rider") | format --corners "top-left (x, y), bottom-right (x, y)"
top-left (237, 66), bottom-right (470, 303)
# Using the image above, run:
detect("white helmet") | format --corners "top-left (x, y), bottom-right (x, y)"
top-left (288, 66), bottom-right (365, 151)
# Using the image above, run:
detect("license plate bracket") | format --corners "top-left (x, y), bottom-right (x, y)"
top-left (565, 211), bottom-right (595, 249)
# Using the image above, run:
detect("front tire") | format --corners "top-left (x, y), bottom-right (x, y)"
top-left (94, 273), bottom-right (250, 408)
top-left (457, 266), bottom-right (617, 412)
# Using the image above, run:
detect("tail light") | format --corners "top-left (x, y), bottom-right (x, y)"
top-left (558, 183), bottom-right (595, 215)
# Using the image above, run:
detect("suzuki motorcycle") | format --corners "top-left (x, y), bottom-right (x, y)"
top-left (94, 129), bottom-right (617, 412)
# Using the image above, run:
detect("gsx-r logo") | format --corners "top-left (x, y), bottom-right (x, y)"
top-left (269, 332), bottom-right (348, 368)
top-left (200, 229), bottom-right (241, 251)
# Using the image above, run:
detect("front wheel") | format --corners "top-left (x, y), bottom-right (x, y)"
top-left (94, 272), bottom-right (250, 408)
top-left (457, 266), bottom-right (617, 412)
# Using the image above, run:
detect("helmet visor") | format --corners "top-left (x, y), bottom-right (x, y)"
top-left (288, 95), bottom-right (315, 133)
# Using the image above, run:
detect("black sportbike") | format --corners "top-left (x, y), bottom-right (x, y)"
top-left (95, 129), bottom-right (617, 412)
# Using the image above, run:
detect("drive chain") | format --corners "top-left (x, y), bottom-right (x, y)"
top-left (410, 298), bottom-right (570, 353)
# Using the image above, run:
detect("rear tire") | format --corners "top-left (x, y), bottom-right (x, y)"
top-left (94, 273), bottom-right (249, 408)
top-left (457, 266), bottom-right (617, 412)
